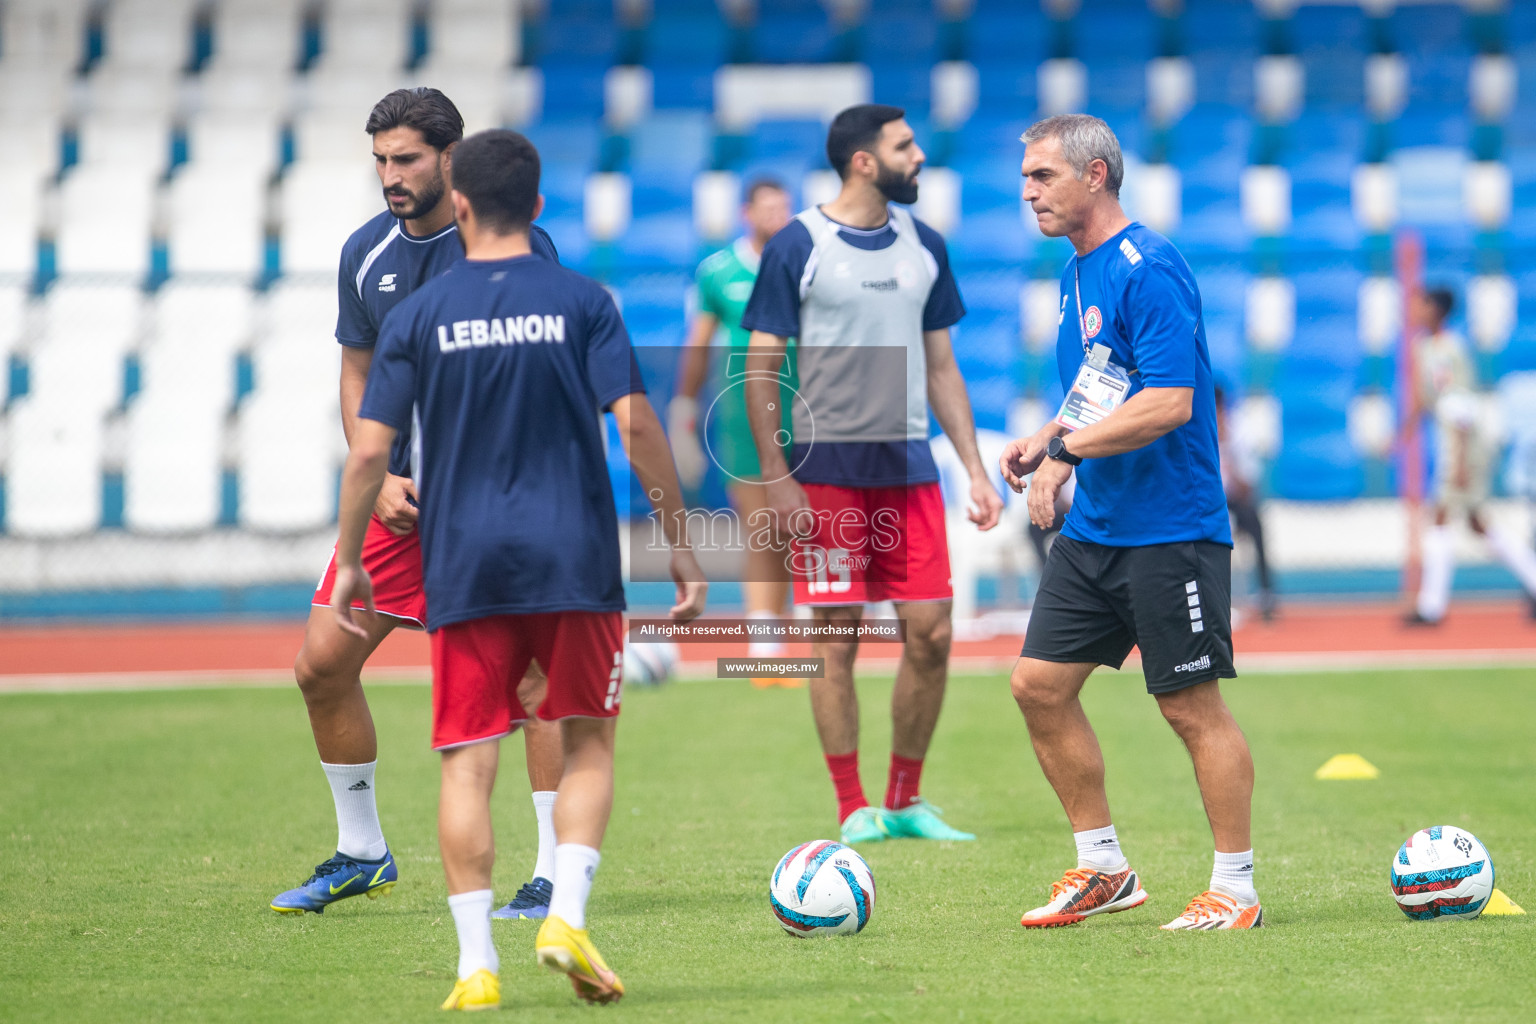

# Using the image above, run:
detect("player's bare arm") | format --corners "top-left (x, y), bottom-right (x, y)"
top-left (610, 393), bottom-right (709, 621)
top-left (340, 346), bottom-right (418, 535)
top-left (667, 310), bottom-right (721, 489)
top-left (1025, 386), bottom-right (1193, 529)
top-left (745, 328), bottom-right (810, 535)
top-left (332, 417), bottom-right (397, 637)
top-left (923, 327), bottom-right (1003, 531)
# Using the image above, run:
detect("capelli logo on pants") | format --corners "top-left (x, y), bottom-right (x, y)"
top-left (1174, 655), bottom-right (1211, 674)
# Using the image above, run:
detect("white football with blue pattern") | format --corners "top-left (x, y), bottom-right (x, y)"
top-left (769, 840), bottom-right (875, 937)
top-left (1390, 825), bottom-right (1494, 920)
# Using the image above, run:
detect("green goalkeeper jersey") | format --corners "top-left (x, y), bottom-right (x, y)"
top-left (693, 238), bottom-right (794, 480)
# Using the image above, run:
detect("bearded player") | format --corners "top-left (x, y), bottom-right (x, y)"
top-left (270, 88), bottom-right (563, 921)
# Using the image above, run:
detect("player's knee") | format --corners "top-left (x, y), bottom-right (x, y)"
top-left (906, 616), bottom-right (952, 669)
top-left (294, 643), bottom-right (351, 701)
top-left (1156, 684), bottom-right (1220, 737)
top-left (1010, 661), bottom-right (1065, 711)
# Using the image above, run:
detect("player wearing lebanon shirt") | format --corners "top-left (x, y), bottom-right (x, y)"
top-left (274, 88), bottom-right (564, 923)
top-left (332, 129), bottom-right (706, 1011)
top-left (740, 105), bottom-right (1004, 847)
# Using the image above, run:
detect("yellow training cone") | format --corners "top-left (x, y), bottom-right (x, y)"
top-left (1482, 889), bottom-right (1525, 916)
top-left (1314, 754), bottom-right (1380, 780)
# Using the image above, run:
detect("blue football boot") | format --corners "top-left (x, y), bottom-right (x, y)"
top-left (491, 876), bottom-right (553, 920)
top-left (270, 850), bottom-right (397, 914)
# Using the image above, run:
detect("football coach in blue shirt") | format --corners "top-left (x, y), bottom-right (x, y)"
top-left (1000, 115), bottom-right (1262, 933)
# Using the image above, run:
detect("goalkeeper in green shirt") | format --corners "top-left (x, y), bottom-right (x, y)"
top-left (669, 180), bottom-right (797, 684)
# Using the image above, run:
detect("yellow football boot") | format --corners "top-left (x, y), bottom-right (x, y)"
top-left (535, 915), bottom-right (624, 1005)
top-left (440, 968), bottom-right (500, 1012)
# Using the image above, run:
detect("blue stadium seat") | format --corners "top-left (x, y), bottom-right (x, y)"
top-left (1168, 105), bottom-right (1253, 168)
top-left (529, 121), bottom-right (603, 166)
top-left (1085, 60), bottom-right (1148, 114)
top-left (1300, 48), bottom-right (1366, 109)
top-left (1289, 152), bottom-right (1359, 251)
top-left (1406, 51), bottom-right (1473, 109)
top-left (627, 112), bottom-right (712, 190)
top-left (1287, 110), bottom-right (1366, 158)
top-left (752, 10), bottom-right (839, 64)
top-left (965, 8), bottom-right (1047, 65)
top-left (861, 10), bottom-right (938, 63)
top-left (615, 212), bottom-right (700, 271)
top-left (537, 10), bottom-right (617, 64)
top-left (870, 62), bottom-right (931, 113)
top-left (1271, 424), bottom-right (1363, 500)
top-left (645, 12), bottom-right (729, 67)
top-left (539, 64), bottom-right (607, 120)
top-left (1290, 4), bottom-right (1368, 52)
top-left (973, 62), bottom-right (1040, 118)
top-left (651, 64), bottom-right (715, 110)
top-left (537, 215), bottom-right (590, 269)
top-left (1390, 3), bottom-right (1469, 60)
top-left (1507, 147), bottom-right (1536, 243)
top-left (946, 210), bottom-right (1033, 268)
top-left (1184, 1), bottom-right (1258, 57)
top-left (1096, 107), bottom-right (1146, 163)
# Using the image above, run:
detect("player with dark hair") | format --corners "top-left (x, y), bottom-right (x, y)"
top-left (331, 127), bottom-right (706, 1011)
top-left (1002, 114), bottom-right (1259, 931)
top-left (1214, 385), bottom-right (1277, 621)
top-left (742, 103), bottom-right (1003, 845)
top-left (669, 178), bottom-right (798, 685)
top-left (1405, 285), bottom-right (1536, 624)
top-left (271, 88), bottom-right (566, 922)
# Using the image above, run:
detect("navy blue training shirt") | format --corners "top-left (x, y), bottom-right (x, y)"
top-left (336, 211), bottom-right (558, 476)
top-left (740, 210), bottom-right (965, 487)
top-left (359, 254), bottom-right (642, 630)
top-left (1054, 222), bottom-right (1231, 547)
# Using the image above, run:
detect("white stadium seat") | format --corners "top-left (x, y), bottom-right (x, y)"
top-left (79, 65), bottom-right (179, 118)
top-left (237, 392), bottom-right (341, 532)
top-left (0, 167), bottom-right (43, 276)
top-left (30, 283), bottom-right (145, 415)
top-left (292, 110), bottom-right (377, 164)
top-left (185, 113), bottom-right (282, 176)
top-left (262, 282), bottom-right (338, 342)
top-left (313, 7), bottom-right (411, 73)
top-left (123, 395), bottom-right (224, 533)
top-left (1240, 166), bottom-right (1292, 235)
top-left (77, 114), bottom-right (171, 177)
top-left (278, 161), bottom-right (384, 275)
top-left (195, 66), bottom-right (297, 119)
top-left (99, 0), bottom-right (195, 72)
top-left (0, 284), bottom-right (29, 362)
top-left (139, 338), bottom-right (238, 412)
top-left (0, 2), bottom-right (88, 71)
top-left (55, 166), bottom-right (156, 277)
top-left (204, 3), bottom-right (304, 75)
top-left (5, 398), bottom-right (104, 537)
top-left (153, 283), bottom-right (256, 355)
top-left (423, 8), bottom-right (519, 73)
top-left (167, 166), bottom-right (268, 277)
top-left (250, 337), bottom-right (341, 407)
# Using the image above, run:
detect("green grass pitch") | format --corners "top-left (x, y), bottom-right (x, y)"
top-left (1, 667), bottom-right (1532, 1022)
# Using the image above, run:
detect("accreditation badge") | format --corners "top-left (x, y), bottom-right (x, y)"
top-left (1055, 343), bottom-right (1132, 432)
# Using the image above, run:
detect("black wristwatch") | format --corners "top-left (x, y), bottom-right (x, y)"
top-left (1046, 435), bottom-right (1082, 467)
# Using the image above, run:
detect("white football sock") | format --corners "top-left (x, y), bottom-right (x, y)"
top-left (1211, 849), bottom-right (1257, 904)
top-left (1486, 526), bottom-right (1536, 595)
top-left (1416, 525), bottom-right (1455, 622)
top-left (321, 761), bottom-right (388, 861)
top-left (746, 609), bottom-right (784, 657)
top-left (1074, 825), bottom-right (1126, 871)
top-left (549, 844), bottom-right (601, 929)
top-left (447, 889), bottom-right (499, 980)
top-left (531, 791), bottom-right (557, 882)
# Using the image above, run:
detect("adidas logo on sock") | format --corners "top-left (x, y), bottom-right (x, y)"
top-left (348, 780), bottom-right (370, 791)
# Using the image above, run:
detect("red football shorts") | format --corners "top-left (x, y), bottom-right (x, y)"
top-left (428, 612), bottom-right (625, 750)
top-left (791, 481), bottom-right (952, 606)
top-left (313, 512), bottom-right (427, 626)
top-left (314, 515), bottom-right (427, 627)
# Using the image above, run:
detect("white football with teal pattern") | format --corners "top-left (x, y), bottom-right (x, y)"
top-left (621, 641), bottom-right (678, 686)
top-left (1390, 825), bottom-right (1494, 920)
top-left (770, 840), bottom-right (875, 937)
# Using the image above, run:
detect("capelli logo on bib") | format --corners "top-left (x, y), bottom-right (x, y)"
top-left (1084, 306), bottom-right (1103, 338)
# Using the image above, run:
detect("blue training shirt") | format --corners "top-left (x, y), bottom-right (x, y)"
top-left (358, 254), bottom-right (642, 630)
top-left (336, 211), bottom-right (559, 476)
top-left (1054, 222), bottom-right (1231, 547)
top-left (740, 211), bottom-right (965, 487)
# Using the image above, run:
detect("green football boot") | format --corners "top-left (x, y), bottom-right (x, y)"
top-left (838, 805), bottom-right (889, 844)
top-left (882, 799), bottom-right (975, 841)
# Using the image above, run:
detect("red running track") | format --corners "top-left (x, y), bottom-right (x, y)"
top-left (0, 600), bottom-right (1530, 689)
